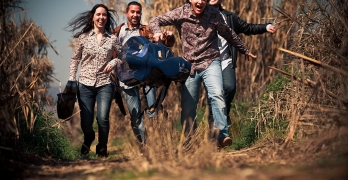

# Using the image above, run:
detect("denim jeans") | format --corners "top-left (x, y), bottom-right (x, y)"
top-left (181, 60), bottom-right (229, 139)
top-left (122, 86), bottom-right (156, 143)
top-left (77, 83), bottom-right (114, 146)
top-left (207, 66), bottom-right (236, 126)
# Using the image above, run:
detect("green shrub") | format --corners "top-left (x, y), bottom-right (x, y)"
top-left (265, 75), bottom-right (289, 93)
top-left (230, 120), bottom-right (258, 150)
top-left (19, 110), bottom-right (79, 160)
top-left (228, 72), bottom-right (291, 150)
top-left (228, 100), bottom-right (258, 150)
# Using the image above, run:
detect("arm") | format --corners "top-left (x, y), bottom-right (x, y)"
top-left (217, 18), bottom-right (249, 55)
top-left (103, 36), bottom-right (122, 74)
top-left (217, 14), bottom-right (257, 59)
top-left (235, 15), bottom-right (268, 35)
top-left (149, 8), bottom-right (179, 42)
top-left (68, 35), bottom-right (83, 81)
top-left (231, 13), bottom-right (276, 35)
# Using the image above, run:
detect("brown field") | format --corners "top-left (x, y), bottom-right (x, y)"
top-left (1, 0), bottom-right (348, 179)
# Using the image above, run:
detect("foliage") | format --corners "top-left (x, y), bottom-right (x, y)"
top-left (229, 71), bottom-right (292, 150)
top-left (0, 0), bottom-right (54, 154)
top-left (18, 109), bottom-right (79, 160)
top-left (263, 75), bottom-right (291, 94)
top-left (271, 0), bottom-right (348, 146)
top-left (230, 119), bottom-right (258, 150)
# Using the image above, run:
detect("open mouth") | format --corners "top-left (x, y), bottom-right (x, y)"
top-left (195, 4), bottom-right (204, 13)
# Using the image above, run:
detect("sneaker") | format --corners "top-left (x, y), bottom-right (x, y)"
top-left (96, 144), bottom-right (108, 157)
top-left (218, 136), bottom-right (232, 149)
top-left (80, 134), bottom-right (95, 155)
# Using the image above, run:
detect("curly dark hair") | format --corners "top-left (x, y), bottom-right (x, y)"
top-left (66, 4), bottom-right (118, 38)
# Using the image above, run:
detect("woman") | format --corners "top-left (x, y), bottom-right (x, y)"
top-left (66, 4), bottom-right (121, 157)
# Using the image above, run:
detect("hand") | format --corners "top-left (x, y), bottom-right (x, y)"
top-left (153, 32), bottom-right (163, 42)
top-left (267, 25), bottom-right (277, 34)
top-left (163, 29), bottom-right (173, 39)
top-left (245, 52), bottom-right (257, 61)
top-left (103, 64), bottom-right (114, 74)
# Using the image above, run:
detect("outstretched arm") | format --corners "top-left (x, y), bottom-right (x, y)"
top-left (217, 14), bottom-right (257, 60)
top-left (231, 12), bottom-right (276, 35)
top-left (149, 7), bottom-right (180, 43)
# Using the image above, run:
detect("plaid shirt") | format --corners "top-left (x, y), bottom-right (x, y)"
top-left (149, 3), bottom-right (249, 73)
top-left (69, 30), bottom-right (122, 87)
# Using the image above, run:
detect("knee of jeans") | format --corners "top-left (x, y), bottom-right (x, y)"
top-left (97, 117), bottom-right (109, 127)
top-left (224, 82), bottom-right (236, 93)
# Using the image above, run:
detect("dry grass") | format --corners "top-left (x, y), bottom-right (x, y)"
top-left (0, 0), bottom-right (54, 151)
top-left (2, 0), bottom-right (347, 178)
top-left (104, 0), bottom-right (303, 173)
top-left (106, 0), bottom-right (348, 174)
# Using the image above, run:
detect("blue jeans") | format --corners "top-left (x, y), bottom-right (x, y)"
top-left (207, 66), bottom-right (236, 126)
top-left (122, 86), bottom-right (156, 143)
top-left (77, 83), bottom-right (114, 146)
top-left (181, 60), bottom-right (229, 139)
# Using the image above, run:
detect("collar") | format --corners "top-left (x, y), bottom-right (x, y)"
top-left (184, 3), bottom-right (210, 19)
top-left (89, 30), bottom-right (112, 37)
top-left (125, 22), bottom-right (140, 31)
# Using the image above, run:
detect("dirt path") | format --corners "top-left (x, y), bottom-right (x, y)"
top-left (7, 137), bottom-right (348, 180)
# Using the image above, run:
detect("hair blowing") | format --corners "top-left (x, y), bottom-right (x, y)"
top-left (66, 4), bottom-right (118, 38)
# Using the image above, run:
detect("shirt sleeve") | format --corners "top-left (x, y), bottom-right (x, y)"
top-left (108, 36), bottom-right (122, 68)
top-left (68, 35), bottom-right (83, 81)
top-left (149, 7), bottom-right (179, 34)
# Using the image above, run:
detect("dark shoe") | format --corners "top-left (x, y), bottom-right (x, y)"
top-left (81, 134), bottom-right (95, 155)
top-left (96, 144), bottom-right (108, 157)
top-left (218, 136), bottom-right (232, 149)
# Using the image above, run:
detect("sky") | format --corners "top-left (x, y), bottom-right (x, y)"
top-left (21, 0), bottom-right (126, 97)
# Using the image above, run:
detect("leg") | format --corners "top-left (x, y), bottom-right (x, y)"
top-left (145, 86), bottom-right (156, 118)
top-left (222, 66), bottom-right (236, 127)
top-left (96, 83), bottom-right (114, 146)
top-left (201, 60), bottom-right (229, 140)
top-left (77, 83), bottom-right (96, 154)
top-left (180, 72), bottom-right (201, 137)
top-left (122, 87), bottom-right (145, 143)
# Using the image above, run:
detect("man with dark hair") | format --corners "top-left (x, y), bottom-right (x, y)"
top-left (149, 0), bottom-right (256, 148)
top-left (112, 1), bottom-right (174, 144)
top-left (208, 0), bottom-right (276, 127)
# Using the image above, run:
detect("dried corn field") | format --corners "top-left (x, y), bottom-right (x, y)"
top-left (1, 0), bottom-right (348, 179)
top-left (0, 0), bottom-right (54, 152)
